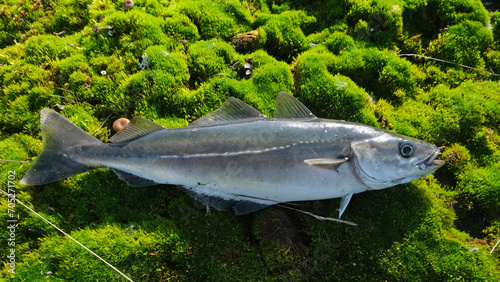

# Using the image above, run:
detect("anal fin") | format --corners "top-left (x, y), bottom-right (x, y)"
top-left (338, 193), bottom-right (353, 219)
top-left (233, 201), bottom-right (273, 215)
top-left (112, 169), bottom-right (159, 187)
top-left (180, 186), bottom-right (276, 215)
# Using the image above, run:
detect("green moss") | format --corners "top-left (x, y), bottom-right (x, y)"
top-left (58, 54), bottom-right (90, 79)
top-left (176, 0), bottom-right (252, 40)
top-left (358, 48), bottom-right (425, 101)
top-left (457, 162), bottom-right (500, 212)
top-left (256, 10), bottom-right (315, 61)
top-left (427, 20), bottom-right (493, 69)
top-left (11, 223), bottom-right (188, 281)
top-left (244, 59), bottom-right (294, 115)
top-left (144, 46), bottom-right (189, 83)
top-left (24, 35), bottom-right (75, 65)
top-left (162, 14), bottom-right (201, 42)
top-left (187, 39), bottom-right (239, 84)
top-left (441, 143), bottom-right (472, 173)
top-left (492, 11), bottom-right (500, 49)
top-left (485, 49), bottom-right (500, 74)
top-left (294, 47), bottom-right (376, 124)
top-left (323, 31), bottom-right (358, 54)
top-left (403, 0), bottom-right (488, 42)
top-left (348, 0), bottom-right (404, 44)
top-left (423, 81), bottom-right (500, 148)
top-left (49, 0), bottom-right (93, 33)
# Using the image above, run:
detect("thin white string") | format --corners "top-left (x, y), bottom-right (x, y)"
top-left (277, 204), bottom-right (359, 226)
top-left (491, 238), bottom-right (500, 254)
top-left (0, 160), bottom-right (33, 164)
top-left (0, 189), bottom-right (134, 282)
top-left (397, 54), bottom-right (500, 77)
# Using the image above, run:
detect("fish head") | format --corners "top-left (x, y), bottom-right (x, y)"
top-left (351, 133), bottom-right (444, 190)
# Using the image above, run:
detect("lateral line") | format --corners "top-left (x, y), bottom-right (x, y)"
top-left (158, 139), bottom-right (331, 159)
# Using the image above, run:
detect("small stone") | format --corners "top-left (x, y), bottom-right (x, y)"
top-left (244, 63), bottom-right (253, 70)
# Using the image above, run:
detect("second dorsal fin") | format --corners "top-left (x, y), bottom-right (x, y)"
top-left (275, 92), bottom-right (316, 119)
top-left (190, 97), bottom-right (266, 127)
top-left (109, 117), bottom-right (165, 143)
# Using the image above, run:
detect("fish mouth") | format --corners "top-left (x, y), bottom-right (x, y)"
top-left (417, 148), bottom-right (445, 170)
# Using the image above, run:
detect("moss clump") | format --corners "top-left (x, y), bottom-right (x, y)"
top-left (176, 0), bottom-right (252, 40)
top-left (492, 11), bottom-right (500, 49)
top-left (255, 10), bottom-right (315, 62)
top-left (48, 0), bottom-right (93, 33)
top-left (402, 0), bottom-right (488, 43)
top-left (24, 35), bottom-right (75, 65)
top-left (187, 39), bottom-right (239, 84)
top-left (441, 143), bottom-right (472, 175)
top-left (427, 20), bottom-right (493, 69)
top-left (347, 0), bottom-right (404, 44)
top-left (457, 162), bottom-right (500, 212)
top-left (294, 46), bottom-right (376, 124)
top-left (162, 14), bottom-right (201, 43)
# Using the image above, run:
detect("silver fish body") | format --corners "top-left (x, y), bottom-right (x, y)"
top-left (20, 93), bottom-right (444, 216)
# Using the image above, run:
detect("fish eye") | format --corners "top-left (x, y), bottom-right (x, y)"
top-left (399, 141), bottom-right (415, 158)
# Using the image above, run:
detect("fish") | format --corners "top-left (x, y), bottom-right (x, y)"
top-left (20, 92), bottom-right (444, 217)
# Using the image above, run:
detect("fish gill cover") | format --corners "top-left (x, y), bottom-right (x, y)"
top-left (0, 0), bottom-right (499, 280)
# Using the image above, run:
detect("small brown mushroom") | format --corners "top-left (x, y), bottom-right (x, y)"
top-left (92, 25), bottom-right (112, 32)
top-left (123, 0), bottom-right (134, 10)
top-left (113, 118), bottom-right (130, 132)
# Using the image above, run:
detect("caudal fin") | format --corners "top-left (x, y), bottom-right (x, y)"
top-left (20, 109), bottom-right (102, 185)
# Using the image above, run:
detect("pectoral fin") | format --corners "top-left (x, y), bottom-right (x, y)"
top-left (304, 157), bottom-right (349, 171)
top-left (338, 193), bottom-right (353, 219)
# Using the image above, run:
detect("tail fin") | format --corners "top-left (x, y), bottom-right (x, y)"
top-left (20, 109), bottom-right (102, 185)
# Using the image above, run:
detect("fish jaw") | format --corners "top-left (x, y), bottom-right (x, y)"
top-left (417, 148), bottom-right (445, 170)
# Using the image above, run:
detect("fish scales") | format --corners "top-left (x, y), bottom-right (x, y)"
top-left (77, 120), bottom-right (370, 202)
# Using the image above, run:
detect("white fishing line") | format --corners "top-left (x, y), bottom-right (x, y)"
top-left (0, 159), bottom-right (33, 164)
top-left (0, 189), bottom-right (134, 282)
top-left (397, 54), bottom-right (500, 77)
top-left (277, 204), bottom-right (359, 226)
top-left (491, 238), bottom-right (500, 254)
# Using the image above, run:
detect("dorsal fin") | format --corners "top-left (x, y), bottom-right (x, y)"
top-left (109, 117), bottom-right (165, 143)
top-left (275, 92), bottom-right (316, 119)
top-left (189, 97), bottom-right (266, 127)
